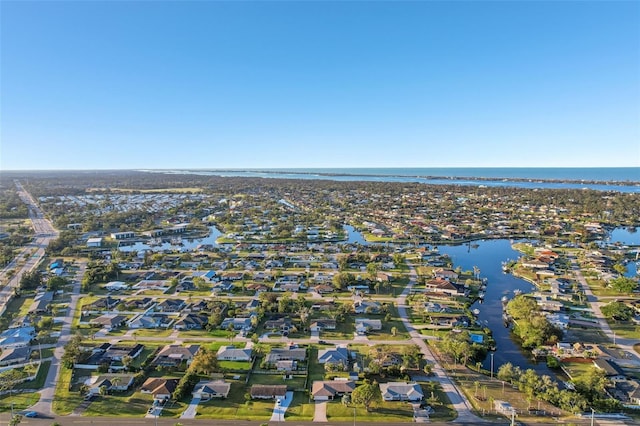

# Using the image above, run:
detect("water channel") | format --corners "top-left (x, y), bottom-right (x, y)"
top-left (118, 225), bottom-right (223, 252)
top-left (436, 240), bottom-right (560, 379)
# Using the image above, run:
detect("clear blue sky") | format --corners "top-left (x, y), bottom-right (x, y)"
top-left (2, 0), bottom-right (639, 170)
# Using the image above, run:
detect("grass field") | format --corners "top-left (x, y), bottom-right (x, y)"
top-left (0, 392), bottom-right (40, 413)
top-left (84, 391), bottom-right (154, 417)
top-left (52, 367), bottom-right (84, 415)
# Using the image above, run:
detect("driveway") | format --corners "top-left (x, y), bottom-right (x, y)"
top-left (180, 396), bottom-right (201, 419)
top-left (312, 401), bottom-right (327, 422)
top-left (270, 391), bottom-right (293, 422)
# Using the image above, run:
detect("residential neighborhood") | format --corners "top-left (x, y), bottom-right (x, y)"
top-left (0, 171), bottom-right (638, 425)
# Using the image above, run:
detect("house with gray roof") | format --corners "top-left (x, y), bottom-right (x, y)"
top-left (318, 346), bottom-right (349, 367)
top-left (193, 380), bottom-right (231, 400)
top-left (379, 382), bottom-right (424, 401)
top-left (216, 345), bottom-right (252, 362)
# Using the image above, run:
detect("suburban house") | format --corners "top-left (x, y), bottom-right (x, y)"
top-left (318, 346), bottom-right (350, 367)
top-left (355, 318), bottom-right (382, 335)
top-left (379, 382), bottom-right (424, 401)
top-left (128, 314), bottom-right (173, 329)
top-left (216, 345), bottom-right (252, 362)
top-left (86, 373), bottom-right (135, 395)
top-left (0, 327), bottom-right (35, 350)
top-left (141, 377), bottom-right (179, 402)
top-left (78, 343), bottom-right (144, 370)
top-left (0, 347), bottom-right (31, 366)
top-left (250, 384), bottom-right (287, 400)
top-left (424, 278), bottom-right (465, 296)
top-left (90, 314), bottom-right (128, 331)
top-left (264, 318), bottom-right (292, 332)
top-left (432, 269), bottom-right (459, 281)
top-left (153, 344), bottom-right (200, 367)
top-left (310, 318), bottom-right (336, 332)
top-left (156, 299), bottom-right (187, 313)
top-left (173, 313), bottom-right (208, 330)
top-left (220, 317), bottom-right (252, 331)
top-left (85, 296), bottom-right (120, 311)
top-left (264, 346), bottom-right (307, 370)
top-left (104, 281), bottom-right (128, 292)
top-left (594, 358), bottom-right (626, 380)
top-left (353, 300), bottom-right (381, 314)
top-left (29, 291), bottom-right (54, 314)
top-left (311, 379), bottom-right (356, 401)
top-left (192, 380), bottom-right (231, 400)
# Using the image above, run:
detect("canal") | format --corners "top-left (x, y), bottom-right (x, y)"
top-left (438, 239), bottom-right (560, 379)
top-left (118, 225), bottom-right (223, 252)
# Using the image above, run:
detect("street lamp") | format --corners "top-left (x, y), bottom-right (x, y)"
top-left (353, 406), bottom-right (356, 426)
top-left (490, 353), bottom-right (494, 379)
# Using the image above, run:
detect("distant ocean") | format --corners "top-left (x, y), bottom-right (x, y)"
top-left (156, 167), bottom-right (640, 192)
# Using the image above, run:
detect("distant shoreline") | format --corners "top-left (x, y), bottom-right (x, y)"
top-left (202, 169), bottom-right (640, 186)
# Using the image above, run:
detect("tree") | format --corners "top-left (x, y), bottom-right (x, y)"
top-left (601, 301), bottom-right (634, 321)
top-left (351, 380), bottom-right (381, 412)
top-left (609, 277), bottom-right (638, 294)
top-left (189, 347), bottom-right (220, 375)
top-left (20, 270), bottom-right (42, 290)
top-left (332, 272), bottom-right (353, 290)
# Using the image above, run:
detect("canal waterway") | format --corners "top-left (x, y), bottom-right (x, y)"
top-left (118, 225), bottom-right (223, 252)
top-left (437, 239), bottom-right (560, 379)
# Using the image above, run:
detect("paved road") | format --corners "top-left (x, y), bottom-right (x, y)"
top-left (0, 413), bottom-right (620, 426)
top-left (0, 180), bottom-right (59, 315)
top-left (571, 261), bottom-right (638, 358)
top-left (397, 262), bottom-right (487, 424)
top-left (30, 261), bottom-right (85, 416)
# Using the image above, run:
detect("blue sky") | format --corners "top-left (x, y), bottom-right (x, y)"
top-left (2, 0), bottom-right (639, 170)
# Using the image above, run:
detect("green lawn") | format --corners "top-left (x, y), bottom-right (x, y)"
top-left (84, 391), bottom-right (154, 417)
top-left (52, 367), bottom-right (84, 415)
top-left (195, 377), bottom-right (273, 420)
top-left (327, 401), bottom-right (413, 422)
top-left (16, 361), bottom-right (50, 390)
top-left (0, 392), bottom-right (40, 413)
top-left (219, 360), bottom-right (252, 371)
top-left (561, 360), bottom-right (598, 380)
top-left (606, 320), bottom-right (640, 340)
top-left (247, 373), bottom-right (306, 390)
top-left (282, 391), bottom-right (314, 421)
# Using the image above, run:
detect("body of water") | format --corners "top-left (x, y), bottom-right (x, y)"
top-left (118, 225), bottom-right (223, 252)
top-left (155, 168), bottom-right (640, 193)
top-left (437, 239), bottom-right (560, 379)
top-left (607, 227), bottom-right (640, 246)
